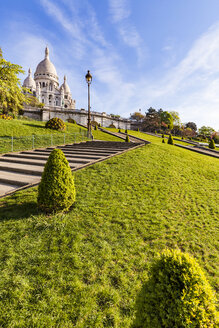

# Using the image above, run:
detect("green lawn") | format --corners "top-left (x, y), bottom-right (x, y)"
top-left (0, 141), bottom-right (218, 327)
top-left (0, 119), bottom-right (122, 153)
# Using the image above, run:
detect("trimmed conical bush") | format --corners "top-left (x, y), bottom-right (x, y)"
top-left (133, 249), bottom-right (218, 328)
top-left (125, 135), bottom-right (130, 142)
top-left (209, 139), bottom-right (215, 149)
top-left (125, 129), bottom-right (128, 133)
top-left (38, 149), bottom-right (75, 213)
top-left (162, 138), bottom-right (165, 143)
top-left (168, 134), bottom-right (174, 145)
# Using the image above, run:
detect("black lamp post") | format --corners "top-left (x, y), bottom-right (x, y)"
top-left (85, 70), bottom-right (92, 138)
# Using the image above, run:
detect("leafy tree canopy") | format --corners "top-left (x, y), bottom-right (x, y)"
top-left (185, 121), bottom-right (197, 131)
top-left (0, 48), bottom-right (29, 114)
top-left (169, 111), bottom-right (180, 125)
top-left (198, 126), bottom-right (215, 136)
top-left (160, 111), bottom-right (173, 129)
top-left (130, 111), bottom-right (144, 121)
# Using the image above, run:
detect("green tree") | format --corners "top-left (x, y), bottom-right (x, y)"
top-left (169, 111), bottom-right (180, 125)
top-left (0, 48), bottom-right (29, 114)
top-left (199, 126), bottom-right (215, 137)
top-left (160, 111), bottom-right (173, 130)
top-left (143, 107), bottom-right (160, 132)
top-left (185, 121), bottom-right (197, 131)
top-left (130, 112), bottom-right (145, 121)
top-left (133, 249), bottom-right (218, 328)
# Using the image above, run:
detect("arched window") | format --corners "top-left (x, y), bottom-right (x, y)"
top-left (49, 83), bottom-right (52, 91)
top-left (42, 82), bottom-right (45, 87)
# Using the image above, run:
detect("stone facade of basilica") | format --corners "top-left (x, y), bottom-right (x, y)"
top-left (23, 46), bottom-right (75, 111)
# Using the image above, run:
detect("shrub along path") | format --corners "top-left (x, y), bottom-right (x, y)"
top-left (0, 141), bottom-right (143, 197)
top-left (0, 140), bottom-right (218, 327)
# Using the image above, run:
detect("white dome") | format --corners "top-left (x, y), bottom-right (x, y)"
top-left (23, 68), bottom-right (36, 90)
top-left (60, 75), bottom-right (71, 94)
top-left (34, 47), bottom-right (58, 79)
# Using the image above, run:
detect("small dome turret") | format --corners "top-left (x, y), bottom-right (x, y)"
top-left (60, 75), bottom-right (71, 94)
top-left (23, 68), bottom-right (36, 90)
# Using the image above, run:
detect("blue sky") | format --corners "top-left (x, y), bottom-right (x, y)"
top-left (1, 0), bottom-right (219, 129)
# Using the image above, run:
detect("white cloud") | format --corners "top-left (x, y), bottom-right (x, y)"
top-left (109, 0), bottom-right (130, 23)
top-left (108, 0), bottom-right (145, 65)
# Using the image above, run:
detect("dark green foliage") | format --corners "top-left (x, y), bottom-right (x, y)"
top-left (133, 249), bottom-right (218, 328)
top-left (125, 135), bottom-right (130, 142)
top-left (162, 133), bottom-right (164, 138)
top-left (45, 117), bottom-right (66, 131)
top-left (162, 138), bottom-right (165, 143)
top-left (91, 120), bottom-right (98, 127)
top-left (94, 125), bottom-right (98, 130)
top-left (118, 129), bottom-right (121, 132)
top-left (181, 136), bottom-right (184, 140)
top-left (67, 118), bottom-right (76, 124)
top-left (109, 123), bottom-right (116, 128)
top-left (168, 134), bottom-right (174, 145)
top-left (209, 139), bottom-right (216, 149)
top-left (37, 149), bottom-right (75, 212)
top-left (125, 129), bottom-right (128, 133)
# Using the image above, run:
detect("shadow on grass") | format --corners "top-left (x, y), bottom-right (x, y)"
top-left (0, 201), bottom-right (39, 221)
top-left (23, 123), bottom-right (46, 129)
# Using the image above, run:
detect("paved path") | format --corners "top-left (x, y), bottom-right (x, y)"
top-left (0, 141), bottom-right (143, 197)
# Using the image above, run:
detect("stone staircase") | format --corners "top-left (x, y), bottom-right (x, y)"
top-left (0, 141), bottom-right (143, 197)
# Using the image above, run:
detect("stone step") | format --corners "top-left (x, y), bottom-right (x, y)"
top-left (0, 162), bottom-right (44, 176)
top-left (38, 147), bottom-right (121, 153)
top-left (0, 157), bottom-right (88, 166)
top-left (0, 183), bottom-right (21, 195)
top-left (57, 147), bottom-right (119, 153)
top-left (4, 152), bottom-right (105, 161)
top-left (0, 171), bottom-right (40, 186)
top-left (31, 150), bottom-right (108, 159)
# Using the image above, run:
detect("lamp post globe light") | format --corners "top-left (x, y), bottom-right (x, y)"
top-left (85, 70), bottom-right (92, 138)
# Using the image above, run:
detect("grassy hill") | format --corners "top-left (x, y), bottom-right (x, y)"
top-left (0, 137), bottom-right (218, 327)
top-left (0, 119), bottom-right (123, 153)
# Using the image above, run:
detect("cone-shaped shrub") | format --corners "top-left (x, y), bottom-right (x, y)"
top-left (209, 139), bottom-right (216, 149)
top-left (162, 133), bottom-right (164, 138)
top-left (38, 149), bottom-right (75, 213)
top-left (125, 135), bottom-right (130, 142)
top-left (133, 249), bottom-right (218, 328)
top-left (137, 128), bottom-right (140, 132)
top-left (167, 134), bottom-right (174, 145)
top-left (125, 129), bottom-right (128, 133)
top-left (118, 129), bottom-right (121, 133)
top-left (181, 136), bottom-right (184, 139)
top-left (94, 125), bottom-right (98, 130)
top-left (162, 138), bottom-right (165, 143)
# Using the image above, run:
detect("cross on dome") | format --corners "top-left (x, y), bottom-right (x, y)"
top-left (45, 46), bottom-right (49, 59)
